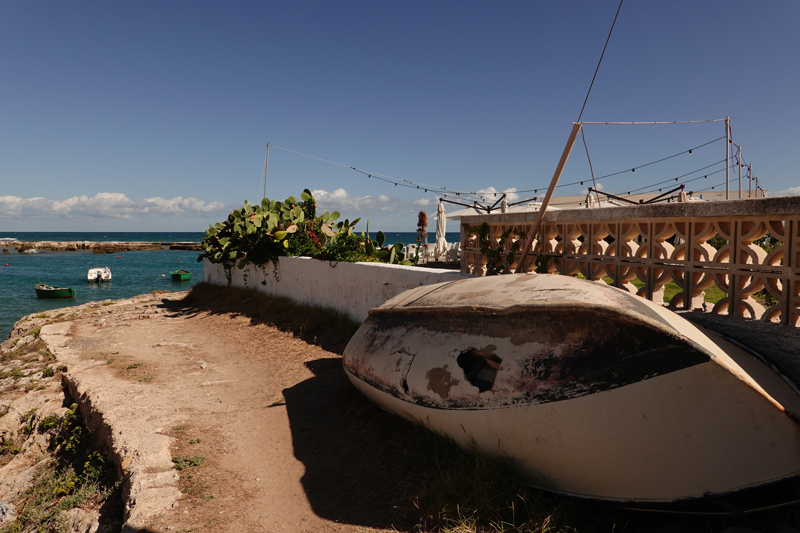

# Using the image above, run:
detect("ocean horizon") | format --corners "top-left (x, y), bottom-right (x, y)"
top-left (0, 231), bottom-right (461, 339)
top-left (0, 231), bottom-right (460, 246)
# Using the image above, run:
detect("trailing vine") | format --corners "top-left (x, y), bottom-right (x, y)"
top-left (463, 223), bottom-right (526, 276)
top-left (462, 223), bottom-right (562, 275)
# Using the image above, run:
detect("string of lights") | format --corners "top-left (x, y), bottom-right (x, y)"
top-left (622, 165), bottom-right (733, 196)
top-left (548, 175), bottom-right (741, 208)
top-left (270, 145), bottom-right (494, 203)
top-left (614, 159), bottom-right (727, 195)
top-left (513, 136), bottom-right (725, 194)
top-left (269, 136), bottom-right (728, 203)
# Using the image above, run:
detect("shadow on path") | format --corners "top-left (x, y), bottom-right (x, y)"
top-left (165, 282), bottom-right (360, 354)
top-left (282, 358), bottom-right (415, 530)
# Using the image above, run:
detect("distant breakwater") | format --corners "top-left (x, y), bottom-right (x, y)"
top-left (0, 241), bottom-right (202, 253)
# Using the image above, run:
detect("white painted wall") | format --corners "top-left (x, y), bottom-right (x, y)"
top-left (204, 257), bottom-right (471, 322)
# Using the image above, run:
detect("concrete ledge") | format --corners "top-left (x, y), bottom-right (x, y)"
top-left (460, 196), bottom-right (800, 223)
top-left (40, 322), bottom-right (181, 532)
top-left (204, 257), bottom-right (472, 322)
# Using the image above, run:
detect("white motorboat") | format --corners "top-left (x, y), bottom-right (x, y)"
top-left (87, 266), bottom-right (112, 282)
top-left (342, 273), bottom-right (800, 506)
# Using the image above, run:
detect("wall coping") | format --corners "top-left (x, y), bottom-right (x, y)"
top-left (459, 196), bottom-right (800, 224)
top-left (204, 256), bottom-right (472, 322)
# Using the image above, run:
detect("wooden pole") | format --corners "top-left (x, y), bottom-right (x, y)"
top-left (738, 146), bottom-right (743, 199)
top-left (514, 122), bottom-right (583, 274)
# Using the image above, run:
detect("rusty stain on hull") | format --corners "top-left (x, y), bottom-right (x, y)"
top-left (349, 309), bottom-right (710, 410)
top-left (426, 365), bottom-right (460, 399)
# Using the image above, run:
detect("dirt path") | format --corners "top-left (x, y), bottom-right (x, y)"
top-left (40, 288), bottom-right (414, 533)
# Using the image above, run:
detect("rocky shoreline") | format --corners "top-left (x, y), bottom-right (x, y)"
top-left (0, 292), bottom-right (189, 532)
top-left (0, 241), bottom-right (201, 253)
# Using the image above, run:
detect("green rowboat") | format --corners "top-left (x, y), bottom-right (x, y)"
top-left (35, 283), bottom-right (76, 299)
top-left (171, 269), bottom-right (191, 281)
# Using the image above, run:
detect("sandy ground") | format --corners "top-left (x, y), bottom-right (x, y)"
top-left (49, 289), bottom-right (415, 533)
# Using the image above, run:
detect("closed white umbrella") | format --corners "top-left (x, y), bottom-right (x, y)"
top-left (435, 199), bottom-right (447, 261)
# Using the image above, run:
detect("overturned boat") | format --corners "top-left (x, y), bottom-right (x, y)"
top-left (342, 273), bottom-right (800, 505)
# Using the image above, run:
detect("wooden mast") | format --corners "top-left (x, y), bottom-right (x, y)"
top-left (514, 122), bottom-right (583, 273)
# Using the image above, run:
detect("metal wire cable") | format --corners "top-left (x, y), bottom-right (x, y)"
top-left (577, 0), bottom-right (625, 122)
top-left (270, 135), bottom-right (731, 204)
top-left (514, 136), bottom-right (725, 194)
top-left (618, 159), bottom-right (727, 194)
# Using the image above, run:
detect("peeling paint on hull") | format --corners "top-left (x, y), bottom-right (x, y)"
top-left (342, 273), bottom-right (800, 502)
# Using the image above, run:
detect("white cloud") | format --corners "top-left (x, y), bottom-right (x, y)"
top-left (0, 193), bottom-right (226, 220)
top-left (414, 198), bottom-right (432, 206)
top-left (476, 186), bottom-right (520, 203)
top-left (581, 182), bottom-right (604, 196)
top-left (771, 187), bottom-right (800, 197)
top-left (311, 188), bottom-right (406, 213)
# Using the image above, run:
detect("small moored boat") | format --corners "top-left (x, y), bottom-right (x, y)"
top-left (342, 273), bottom-right (800, 506)
top-left (170, 269), bottom-right (191, 281)
top-left (87, 266), bottom-right (112, 282)
top-left (35, 283), bottom-right (76, 299)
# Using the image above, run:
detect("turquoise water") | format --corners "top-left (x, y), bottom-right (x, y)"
top-left (1, 248), bottom-right (203, 339)
top-left (0, 231), bottom-right (461, 339)
top-left (376, 232), bottom-right (460, 247)
top-left (0, 231), bottom-right (460, 246)
top-left (0, 231), bottom-right (204, 243)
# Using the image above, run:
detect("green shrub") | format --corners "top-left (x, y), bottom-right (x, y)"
top-left (198, 189), bottom-right (410, 281)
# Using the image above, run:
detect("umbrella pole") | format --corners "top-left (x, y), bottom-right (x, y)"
top-left (514, 122), bottom-right (583, 273)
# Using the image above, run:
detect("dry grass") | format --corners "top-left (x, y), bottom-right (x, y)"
top-left (177, 282), bottom-right (361, 354)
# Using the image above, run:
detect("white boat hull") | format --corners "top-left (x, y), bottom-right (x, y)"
top-left (87, 267), bottom-right (112, 282)
top-left (342, 273), bottom-right (800, 503)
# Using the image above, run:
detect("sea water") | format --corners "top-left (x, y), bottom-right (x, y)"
top-left (0, 231), bottom-right (460, 339)
top-left (0, 247), bottom-right (204, 339)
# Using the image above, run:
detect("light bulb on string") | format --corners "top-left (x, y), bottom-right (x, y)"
top-left (689, 150), bottom-right (693, 154)
top-left (632, 169), bottom-right (636, 174)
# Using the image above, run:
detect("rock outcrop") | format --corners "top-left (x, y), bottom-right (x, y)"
top-left (2, 241), bottom-right (199, 253)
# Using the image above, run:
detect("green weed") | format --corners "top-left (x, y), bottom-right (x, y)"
top-left (172, 456), bottom-right (205, 471)
top-left (0, 438), bottom-right (21, 456)
top-left (1, 414), bottom-right (122, 533)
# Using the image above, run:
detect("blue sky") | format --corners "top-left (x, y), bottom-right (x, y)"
top-left (1, 1), bottom-right (798, 232)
